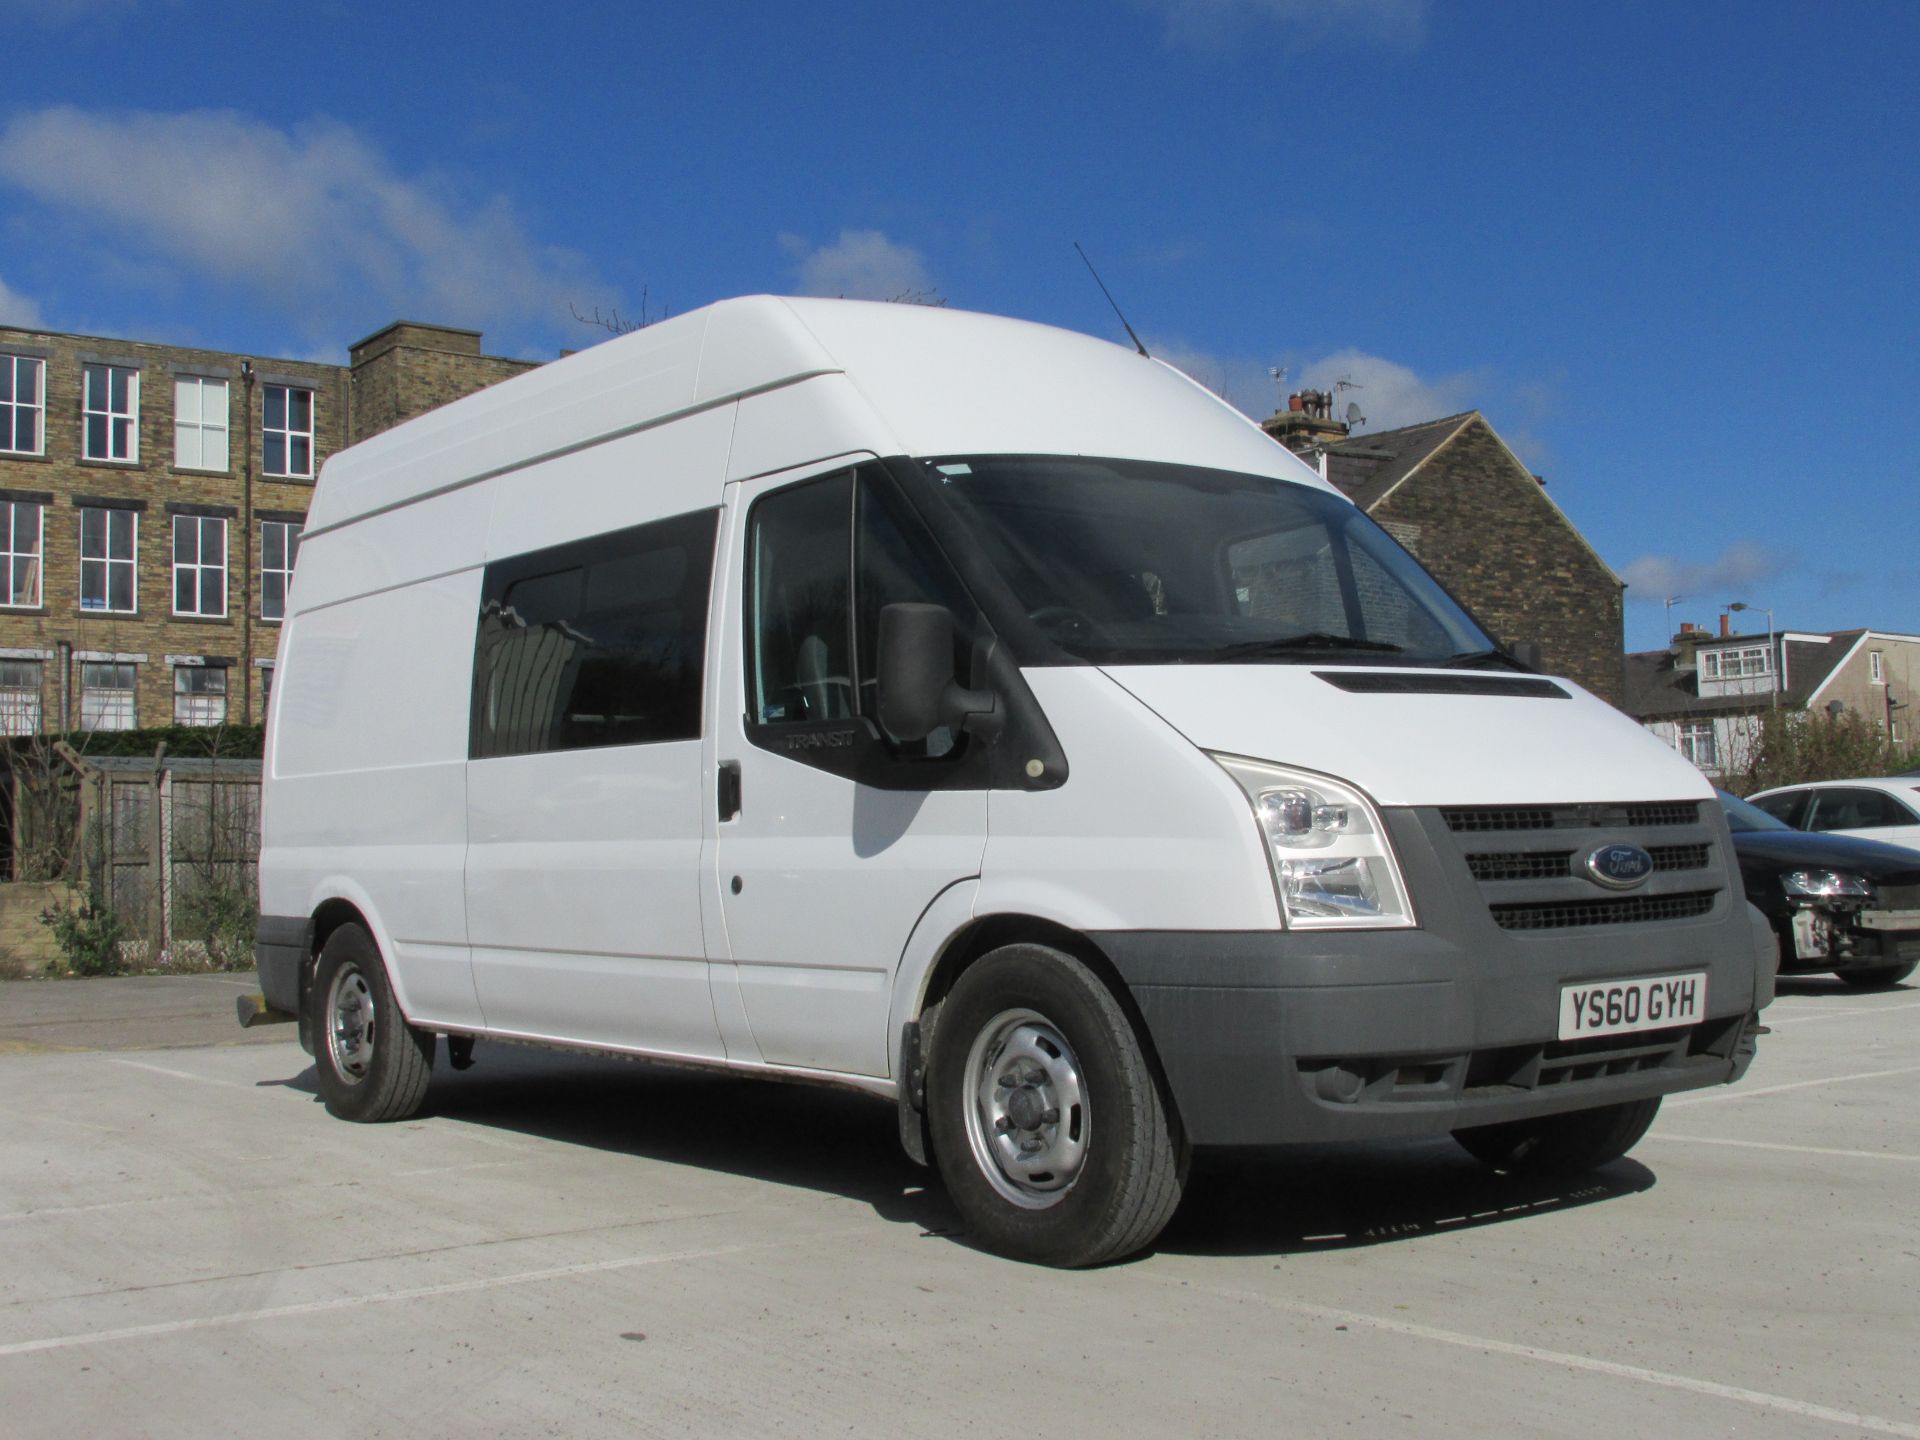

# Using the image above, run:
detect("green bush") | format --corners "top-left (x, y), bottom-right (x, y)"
top-left (1734, 710), bottom-right (1914, 795)
top-left (39, 892), bottom-right (129, 977)
top-left (174, 878), bottom-right (259, 972)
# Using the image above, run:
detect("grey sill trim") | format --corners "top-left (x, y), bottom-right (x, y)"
top-left (77, 353), bottom-right (144, 370)
top-left (0, 487), bottom-right (54, 504)
top-left (70, 495), bottom-right (148, 511)
top-left (168, 654), bottom-right (235, 667)
top-left (0, 449), bottom-right (49, 462)
top-left (256, 374), bottom-right (317, 391)
top-left (76, 607), bottom-right (140, 618)
top-left (164, 501), bottom-right (239, 519)
top-left (256, 509), bottom-right (307, 524)
top-left (169, 613), bottom-right (235, 625)
top-left (169, 466), bottom-right (234, 478)
top-left (1, 344), bottom-right (52, 359)
top-left (168, 362), bottom-right (234, 379)
top-left (261, 468), bottom-right (315, 482)
top-left (76, 457), bottom-right (144, 470)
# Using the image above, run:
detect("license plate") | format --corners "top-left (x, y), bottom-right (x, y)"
top-left (1558, 971), bottom-right (1707, 1040)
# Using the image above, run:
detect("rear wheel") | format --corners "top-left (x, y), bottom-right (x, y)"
top-left (1838, 962), bottom-right (1916, 989)
top-left (1453, 1097), bottom-right (1661, 1176)
top-left (926, 944), bottom-right (1184, 1267)
top-left (309, 923), bottom-right (434, 1122)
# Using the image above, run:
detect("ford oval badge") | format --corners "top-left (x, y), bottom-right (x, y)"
top-left (1585, 843), bottom-right (1654, 890)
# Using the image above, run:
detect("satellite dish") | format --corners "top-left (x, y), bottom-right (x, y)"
top-left (1345, 401), bottom-right (1365, 426)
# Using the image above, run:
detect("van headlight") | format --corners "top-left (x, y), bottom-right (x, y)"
top-left (1211, 755), bottom-right (1415, 930)
top-left (1781, 869), bottom-right (1872, 900)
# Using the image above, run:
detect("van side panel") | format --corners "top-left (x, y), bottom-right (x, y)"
top-left (268, 562), bottom-right (485, 1029)
top-left (482, 406), bottom-right (735, 562)
top-left (462, 410), bottom-right (735, 1061)
top-left (724, 375), bottom-right (894, 484)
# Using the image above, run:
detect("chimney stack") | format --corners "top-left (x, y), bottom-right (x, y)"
top-left (1719, 613), bottom-right (1732, 638)
top-left (1261, 389), bottom-right (1349, 455)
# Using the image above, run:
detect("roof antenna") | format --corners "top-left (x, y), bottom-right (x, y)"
top-left (1074, 242), bottom-right (1149, 357)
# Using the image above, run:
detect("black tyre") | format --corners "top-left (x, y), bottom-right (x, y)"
top-left (925, 944), bottom-right (1185, 1267)
top-left (1453, 1097), bottom-right (1661, 1176)
top-left (310, 923), bottom-right (434, 1122)
top-left (1838, 962), bottom-right (1916, 990)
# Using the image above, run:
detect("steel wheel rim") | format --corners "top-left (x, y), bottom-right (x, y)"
top-left (326, 962), bottom-right (375, 1085)
top-left (962, 1008), bottom-right (1090, 1209)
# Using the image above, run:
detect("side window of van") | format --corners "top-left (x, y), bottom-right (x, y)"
top-left (471, 508), bottom-right (718, 759)
top-left (746, 468), bottom-right (977, 758)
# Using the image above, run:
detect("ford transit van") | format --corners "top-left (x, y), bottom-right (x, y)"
top-left (254, 297), bottom-right (1773, 1265)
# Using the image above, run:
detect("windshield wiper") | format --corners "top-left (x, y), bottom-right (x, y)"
top-left (1201, 633), bottom-right (1405, 663)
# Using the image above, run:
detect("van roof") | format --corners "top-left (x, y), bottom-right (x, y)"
top-left (306, 296), bottom-right (1329, 531)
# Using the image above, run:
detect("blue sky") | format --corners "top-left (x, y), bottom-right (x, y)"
top-left (0, 0), bottom-right (1913, 655)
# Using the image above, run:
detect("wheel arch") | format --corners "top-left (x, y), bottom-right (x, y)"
top-left (906, 910), bottom-right (1186, 1151)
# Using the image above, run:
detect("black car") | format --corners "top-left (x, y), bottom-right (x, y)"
top-left (1720, 790), bottom-right (1920, 988)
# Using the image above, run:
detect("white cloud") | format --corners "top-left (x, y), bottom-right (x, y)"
top-left (781, 229), bottom-right (934, 301)
top-left (0, 106), bottom-right (608, 343)
top-left (1618, 543), bottom-right (1790, 603)
top-left (1139, 0), bottom-right (1427, 49)
top-left (0, 274), bottom-right (43, 327)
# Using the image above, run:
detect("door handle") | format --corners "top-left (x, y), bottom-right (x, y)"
top-left (717, 760), bottom-right (742, 821)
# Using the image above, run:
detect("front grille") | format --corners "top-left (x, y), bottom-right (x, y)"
top-left (1649, 843), bottom-right (1711, 872)
top-left (1468, 850), bottom-right (1573, 882)
top-left (1443, 801), bottom-right (1701, 832)
top-left (1467, 843), bottom-right (1712, 885)
top-left (1491, 891), bottom-right (1717, 931)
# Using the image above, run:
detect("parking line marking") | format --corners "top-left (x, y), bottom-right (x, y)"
top-left (0, 1242), bottom-right (756, 1358)
top-left (1644, 1134), bottom-right (1920, 1163)
top-left (1149, 1280), bottom-right (1920, 1439)
top-left (1667, 1063), bottom-right (1920, 1106)
top-left (104, 1058), bottom-right (251, 1090)
top-left (1767, 1001), bottom-right (1920, 1026)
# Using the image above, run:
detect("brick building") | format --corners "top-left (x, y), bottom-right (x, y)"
top-left (0, 321), bottom-right (534, 731)
top-left (1263, 397), bottom-right (1626, 705)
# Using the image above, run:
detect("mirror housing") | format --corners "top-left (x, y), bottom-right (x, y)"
top-left (877, 603), bottom-right (996, 743)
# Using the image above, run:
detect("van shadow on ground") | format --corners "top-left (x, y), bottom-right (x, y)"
top-left (268, 1040), bottom-right (1655, 1262)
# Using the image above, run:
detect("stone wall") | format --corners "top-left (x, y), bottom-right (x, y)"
top-left (1371, 417), bottom-right (1626, 705)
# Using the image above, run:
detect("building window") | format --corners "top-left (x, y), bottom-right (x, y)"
top-left (261, 520), bottom-right (302, 621)
top-left (174, 665), bottom-right (227, 726)
top-left (0, 659), bottom-right (41, 736)
top-left (173, 376), bottom-right (230, 472)
top-left (260, 663), bottom-right (274, 710)
top-left (80, 662), bottom-right (137, 731)
top-left (263, 384), bottom-right (314, 478)
top-left (1679, 722), bottom-right (1718, 769)
top-left (83, 363), bottom-right (139, 462)
top-left (172, 514), bottom-right (227, 617)
top-left (1, 354), bottom-right (45, 455)
top-left (1869, 650), bottom-right (1885, 685)
top-left (79, 507), bottom-right (137, 612)
top-left (1700, 645), bottom-right (1772, 681)
top-left (0, 501), bottom-right (43, 608)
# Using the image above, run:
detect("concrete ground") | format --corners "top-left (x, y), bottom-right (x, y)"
top-left (0, 973), bottom-right (1915, 1439)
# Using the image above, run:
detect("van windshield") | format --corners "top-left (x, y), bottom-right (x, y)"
top-left (919, 455), bottom-right (1502, 667)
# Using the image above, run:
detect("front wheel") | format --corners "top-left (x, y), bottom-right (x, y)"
top-left (309, 923), bottom-right (435, 1122)
top-left (1453, 1097), bottom-right (1661, 1176)
top-left (925, 944), bottom-right (1185, 1267)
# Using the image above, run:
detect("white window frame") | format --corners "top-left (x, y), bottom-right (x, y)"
top-left (260, 519), bottom-right (302, 621)
top-left (172, 514), bottom-right (228, 618)
top-left (1678, 721), bottom-right (1718, 769)
top-left (1701, 645), bottom-right (1771, 681)
top-left (0, 657), bottom-right (41, 736)
top-left (1869, 650), bottom-right (1885, 685)
top-left (263, 383), bottom-right (315, 478)
top-left (83, 363), bottom-right (140, 463)
top-left (79, 506), bottom-right (138, 613)
top-left (0, 500), bottom-right (43, 608)
top-left (1, 354), bottom-right (46, 456)
top-left (173, 663), bottom-right (228, 727)
top-left (79, 660), bottom-right (138, 732)
top-left (173, 375), bottom-right (230, 473)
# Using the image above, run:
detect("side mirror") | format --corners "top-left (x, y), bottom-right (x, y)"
top-left (876, 603), bottom-right (996, 743)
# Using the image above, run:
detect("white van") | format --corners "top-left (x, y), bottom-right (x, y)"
top-left (255, 297), bottom-right (1773, 1266)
